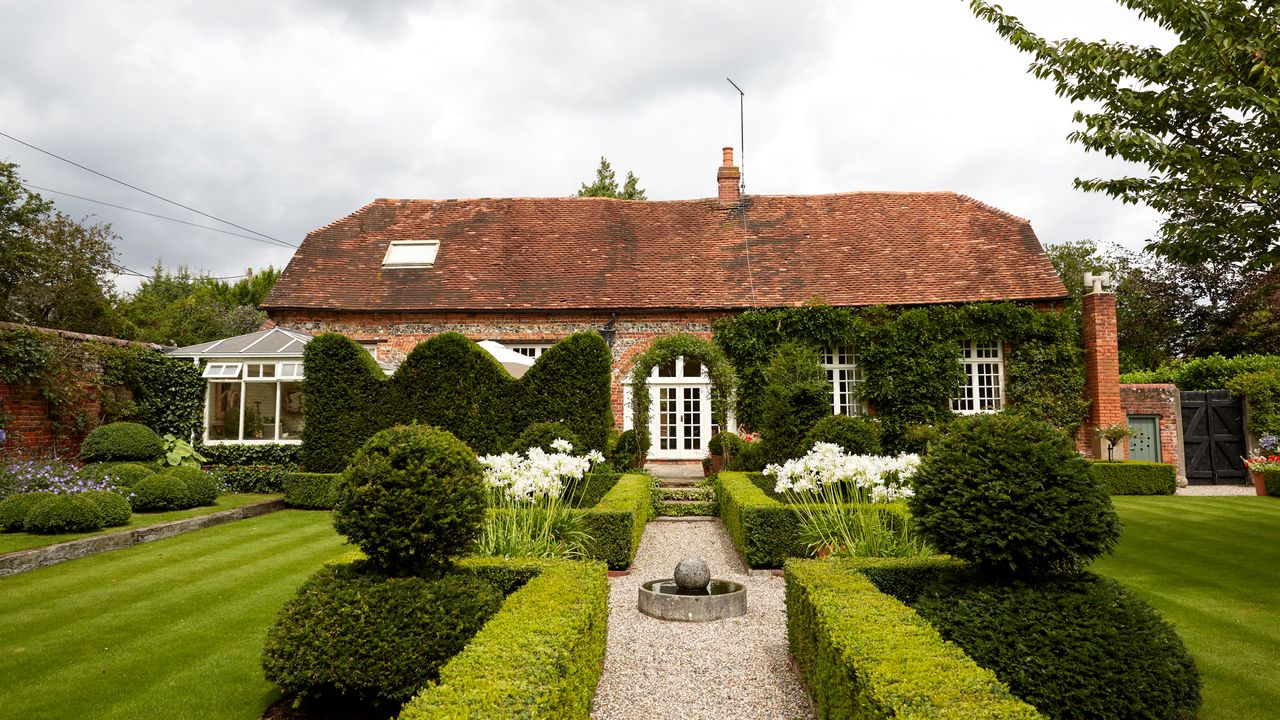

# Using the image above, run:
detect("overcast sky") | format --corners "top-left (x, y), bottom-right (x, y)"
top-left (0, 1), bottom-right (1175, 294)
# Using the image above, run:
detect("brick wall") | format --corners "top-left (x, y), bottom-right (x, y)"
top-left (1120, 383), bottom-right (1185, 483)
top-left (1076, 291), bottom-right (1125, 458)
top-left (0, 323), bottom-right (158, 459)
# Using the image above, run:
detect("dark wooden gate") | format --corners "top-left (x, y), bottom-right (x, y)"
top-left (1180, 390), bottom-right (1247, 485)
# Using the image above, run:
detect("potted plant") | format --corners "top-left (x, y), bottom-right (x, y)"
top-left (707, 432), bottom-right (725, 475)
top-left (1096, 424), bottom-right (1132, 461)
top-left (1245, 435), bottom-right (1280, 497)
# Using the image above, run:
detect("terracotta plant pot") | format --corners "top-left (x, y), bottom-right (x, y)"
top-left (1252, 470), bottom-right (1269, 497)
top-left (710, 455), bottom-right (724, 474)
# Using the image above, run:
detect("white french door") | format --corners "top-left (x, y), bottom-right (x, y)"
top-left (644, 356), bottom-right (713, 460)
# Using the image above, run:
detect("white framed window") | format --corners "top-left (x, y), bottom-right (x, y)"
top-left (358, 341), bottom-right (380, 360)
top-left (201, 362), bottom-right (242, 379)
top-left (277, 361), bottom-right (304, 379)
top-left (821, 347), bottom-right (865, 416)
top-left (382, 240), bottom-right (440, 268)
top-left (508, 344), bottom-right (553, 359)
top-left (245, 363), bottom-right (276, 379)
top-left (951, 341), bottom-right (1004, 414)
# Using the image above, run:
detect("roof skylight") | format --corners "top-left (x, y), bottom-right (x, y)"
top-left (383, 240), bottom-right (439, 268)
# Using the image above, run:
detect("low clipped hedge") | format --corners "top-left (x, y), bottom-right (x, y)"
top-left (208, 464), bottom-right (291, 493)
top-left (577, 473), bottom-right (652, 569)
top-left (283, 472), bottom-right (342, 509)
top-left (1264, 468), bottom-right (1280, 496)
top-left (567, 470), bottom-right (621, 509)
top-left (718, 472), bottom-right (910, 568)
top-left (1089, 460), bottom-right (1176, 495)
top-left (786, 557), bottom-right (1042, 719)
top-left (401, 557), bottom-right (609, 720)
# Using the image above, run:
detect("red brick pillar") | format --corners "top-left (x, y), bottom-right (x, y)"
top-left (1079, 279), bottom-right (1126, 458)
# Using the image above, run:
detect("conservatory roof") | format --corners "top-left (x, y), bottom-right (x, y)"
top-left (166, 328), bottom-right (312, 359)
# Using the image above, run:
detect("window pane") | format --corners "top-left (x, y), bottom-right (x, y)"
top-left (244, 382), bottom-right (278, 440)
top-left (656, 359), bottom-right (677, 378)
top-left (681, 359), bottom-right (703, 377)
top-left (683, 387), bottom-right (702, 450)
top-left (207, 383), bottom-right (240, 440)
top-left (280, 381), bottom-right (305, 440)
top-left (383, 241), bottom-right (439, 267)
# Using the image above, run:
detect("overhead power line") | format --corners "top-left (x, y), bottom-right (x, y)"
top-left (22, 183), bottom-right (296, 248)
top-left (0, 129), bottom-right (294, 248)
top-left (113, 264), bottom-right (248, 281)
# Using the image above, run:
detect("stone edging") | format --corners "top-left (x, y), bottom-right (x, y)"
top-left (0, 499), bottom-right (286, 577)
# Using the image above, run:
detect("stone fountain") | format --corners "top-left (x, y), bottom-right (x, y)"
top-left (637, 556), bottom-right (747, 622)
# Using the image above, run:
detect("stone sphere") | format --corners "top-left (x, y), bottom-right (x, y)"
top-left (674, 556), bottom-right (711, 592)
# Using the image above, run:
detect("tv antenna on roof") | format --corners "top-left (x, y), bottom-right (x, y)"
top-left (726, 77), bottom-right (745, 194)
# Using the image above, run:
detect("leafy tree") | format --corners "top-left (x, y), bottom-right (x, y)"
top-left (972, 1), bottom-right (1280, 270)
top-left (576, 157), bottom-right (647, 200)
top-left (0, 163), bottom-right (52, 314)
top-left (113, 265), bottom-right (278, 346)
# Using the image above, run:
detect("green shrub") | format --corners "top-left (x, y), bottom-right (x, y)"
top-left (262, 563), bottom-right (502, 706)
top-left (577, 473), bottom-right (652, 569)
top-left (726, 438), bottom-right (765, 471)
top-left (913, 572), bottom-right (1201, 720)
top-left (300, 333), bottom-right (391, 472)
top-left (0, 491), bottom-right (56, 532)
top-left (80, 490), bottom-right (132, 527)
top-left (566, 470), bottom-right (621, 509)
top-left (24, 494), bottom-right (106, 534)
top-left (198, 442), bottom-right (301, 467)
top-left (911, 414), bottom-right (1121, 577)
top-left (283, 472), bottom-right (341, 509)
top-left (131, 474), bottom-right (193, 511)
top-left (391, 332), bottom-right (518, 456)
top-left (161, 467), bottom-right (219, 506)
top-left (76, 461), bottom-right (156, 488)
top-left (506, 421), bottom-right (581, 455)
top-left (716, 472), bottom-right (803, 567)
top-left (208, 464), bottom-right (290, 493)
top-left (402, 558), bottom-right (609, 720)
top-left (1089, 461), bottom-right (1176, 495)
top-left (1226, 369), bottom-right (1280, 437)
top-left (516, 332), bottom-right (613, 453)
top-left (1266, 468), bottom-right (1280, 496)
top-left (609, 429), bottom-right (643, 470)
top-left (79, 422), bottom-right (165, 463)
top-left (333, 425), bottom-right (487, 576)
top-left (760, 342), bottom-right (831, 464)
top-left (803, 414), bottom-right (883, 455)
top-left (785, 558), bottom-right (1042, 719)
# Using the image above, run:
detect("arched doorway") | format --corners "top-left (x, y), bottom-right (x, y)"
top-left (624, 334), bottom-right (737, 462)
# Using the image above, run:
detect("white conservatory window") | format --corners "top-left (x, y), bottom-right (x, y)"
top-left (204, 360), bottom-right (306, 443)
top-left (821, 347), bottom-right (865, 415)
top-left (951, 341), bottom-right (1004, 414)
top-left (509, 344), bottom-right (552, 359)
top-left (382, 240), bottom-right (439, 268)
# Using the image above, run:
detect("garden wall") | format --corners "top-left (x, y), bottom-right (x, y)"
top-left (0, 323), bottom-right (163, 458)
top-left (1120, 383), bottom-right (1186, 484)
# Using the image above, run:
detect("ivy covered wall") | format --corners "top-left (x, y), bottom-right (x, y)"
top-left (713, 303), bottom-right (1088, 450)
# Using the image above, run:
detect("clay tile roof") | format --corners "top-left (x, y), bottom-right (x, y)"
top-left (261, 192), bottom-right (1066, 312)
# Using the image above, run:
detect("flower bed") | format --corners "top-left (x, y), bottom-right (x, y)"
top-left (400, 556), bottom-right (608, 720)
top-left (785, 557), bottom-right (1042, 719)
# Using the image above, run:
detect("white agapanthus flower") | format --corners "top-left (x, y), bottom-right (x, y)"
top-left (764, 442), bottom-right (920, 502)
top-left (479, 439), bottom-right (602, 502)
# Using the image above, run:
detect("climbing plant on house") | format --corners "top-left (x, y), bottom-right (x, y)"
top-left (627, 334), bottom-right (736, 453)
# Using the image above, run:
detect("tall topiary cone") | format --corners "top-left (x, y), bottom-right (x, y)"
top-left (332, 424), bottom-right (486, 577)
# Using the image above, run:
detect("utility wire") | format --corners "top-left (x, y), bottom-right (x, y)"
top-left (0, 129), bottom-right (294, 247)
top-left (114, 264), bottom-right (248, 281)
top-left (22, 183), bottom-right (295, 247)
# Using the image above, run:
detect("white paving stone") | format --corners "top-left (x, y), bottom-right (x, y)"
top-left (591, 520), bottom-right (814, 720)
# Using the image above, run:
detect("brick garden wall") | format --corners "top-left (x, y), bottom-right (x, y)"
top-left (1121, 383), bottom-right (1186, 483)
top-left (0, 323), bottom-right (159, 459)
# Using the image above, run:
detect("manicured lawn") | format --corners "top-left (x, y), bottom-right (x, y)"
top-left (0, 509), bottom-right (346, 720)
top-left (1095, 496), bottom-right (1280, 720)
top-left (0, 493), bottom-right (279, 555)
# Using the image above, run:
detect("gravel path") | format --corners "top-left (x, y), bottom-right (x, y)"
top-left (1176, 484), bottom-right (1258, 496)
top-left (592, 520), bottom-right (814, 719)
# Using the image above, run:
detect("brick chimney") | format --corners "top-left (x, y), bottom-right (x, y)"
top-left (717, 147), bottom-right (741, 207)
top-left (1078, 272), bottom-right (1127, 458)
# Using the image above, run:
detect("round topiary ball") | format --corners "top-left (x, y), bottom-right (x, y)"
top-left (0, 491), bottom-right (56, 532)
top-left (161, 467), bottom-right (219, 507)
top-left (79, 422), bottom-right (165, 463)
top-left (262, 563), bottom-right (502, 706)
top-left (803, 415), bottom-right (883, 456)
top-left (79, 490), bottom-right (132, 527)
top-left (131, 474), bottom-right (193, 512)
top-left (909, 413), bottom-right (1121, 577)
top-left (25, 494), bottom-right (106, 534)
top-left (77, 462), bottom-right (156, 489)
top-left (506, 421), bottom-right (581, 455)
top-left (333, 425), bottom-right (486, 576)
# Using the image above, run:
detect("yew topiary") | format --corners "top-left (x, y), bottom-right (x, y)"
top-left (80, 490), bottom-right (132, 527)
top-left (24, 494), bottom-right (105, 534)
top-left (333, 425), bottom-right (487, 576)
top-left (910, 413), bottom-right (1121, 577)
top-left (131, 474), bottom-right (192, 511)
top-left (161, 467), bottom-right (219, 506)
top-left (79, 422), bottom-right (165, 463)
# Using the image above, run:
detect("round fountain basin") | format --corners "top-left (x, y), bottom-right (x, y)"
top-left (637, 578), bottom-right (747, 622)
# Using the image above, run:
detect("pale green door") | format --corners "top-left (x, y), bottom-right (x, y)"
top-left (1127, 415), bottom-right (1160, 462)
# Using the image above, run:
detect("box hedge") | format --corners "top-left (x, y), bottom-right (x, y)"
top-left (577, 473), bottom-right (653, 570)
top-left (197, 442), bottom-right (301, 467)
top-left (1267, 468), bottom-right (1280, 496)
top-left (301, 332), bottom-right (614, 472)
top-left (79, 422), bottom-right (165, 463)
top-left (209, 464), bottom-right (291, 493)
top-left (401, 557), bottom-right (609, 720)
top-left (1089, 460), bottom-right (1177, 495)
top-left (283, 472), bottom-right (342, 509)
top-left (785, 557), bottom-right (1043, 719)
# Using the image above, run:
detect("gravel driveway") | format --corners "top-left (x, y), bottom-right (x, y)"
top-left (591, 519), bottom-right (814, 719)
